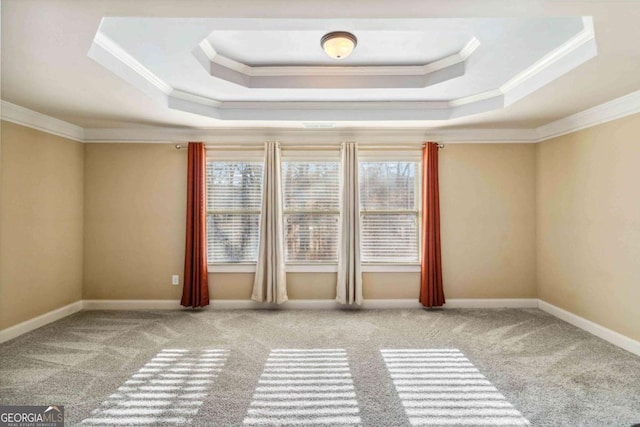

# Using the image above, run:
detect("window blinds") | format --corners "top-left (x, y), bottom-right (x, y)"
top-left (359, 161), bottom-right (420, 263)
top-left (205, 156), bottom-right (421, 265)
top-left (206, 161), bottom-right (264, 263)
top-left (282, 161), bottom-right (341, 262)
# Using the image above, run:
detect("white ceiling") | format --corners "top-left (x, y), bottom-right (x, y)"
top-left (208, 29), bottom-right (470, 66)
top-left (2, 0), bottom-right (640, 131)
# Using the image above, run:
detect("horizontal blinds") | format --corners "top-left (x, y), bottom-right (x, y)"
top-left (207, 161), bottom-right (263, 212)
top-left (283, 161), bottom-right (340, 262)
top-left (360, 161), bottom-right (419, 263)
top-left (204, 158), bottom-right (421, 264)
top-left (207, 214), bottom-right (261, 263)
top-left (285, 214), bottom-right (339, 262)
top-left (359, 162), bottom-right (416, 211)
top-left (361, 214), bottom-right (418, 262)
top-left (206, 161), bottom-right (264, 263)
top-left (283, 161), bottom-right (340, 211)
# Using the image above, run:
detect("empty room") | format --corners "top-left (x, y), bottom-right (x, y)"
top-left (1, 0), bottom-right (639, 426)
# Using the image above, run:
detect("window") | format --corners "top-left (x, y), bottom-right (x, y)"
top-left (359, 158), bottom-right (421, 263)
top-left (206, 160), bottom-right (263, 263)
top-left (282, 156), bottom-right (341, 262)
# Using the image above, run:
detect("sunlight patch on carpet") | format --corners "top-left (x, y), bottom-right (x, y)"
top-left (381, 349), bottom-right (530, 426)
top-left (243, 349), bottom-right (361, 425)
top-left (81, 349), bottom-right (228, 425)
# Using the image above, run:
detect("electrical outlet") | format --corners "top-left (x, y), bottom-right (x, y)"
top-left (172, 275), bottom-right (180, 286)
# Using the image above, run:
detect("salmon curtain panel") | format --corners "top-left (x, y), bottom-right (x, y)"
top-left (420, 142), bottom-right (445, 308)
top-left (181, 142), bottom-right (210, 308)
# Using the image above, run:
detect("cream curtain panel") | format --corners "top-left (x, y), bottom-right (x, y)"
top-left (336, 142), bottom-right (363, 305)
top-left (252, 142), bottom-right (288, 304)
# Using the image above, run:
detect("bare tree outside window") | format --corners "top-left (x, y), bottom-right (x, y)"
top-left (283, 160), bottom-right (340, 262)
top-left (205, 157), bottom-right (418, 265)
top-left (360, 161), bottom-right (419, 262)
top-left (206, 161), bottom-right (263, 263)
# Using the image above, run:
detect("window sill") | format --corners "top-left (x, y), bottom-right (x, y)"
top-left (286, 264), bottom-right (338, 273)
top-left (361, 264), bottom-right (421, 273)
top-left (208, 264), bottom-right (339, 273)
top-left (208, 263), bottom-right (420, 273)
top-left (209, 264), bottom-right (256, 273)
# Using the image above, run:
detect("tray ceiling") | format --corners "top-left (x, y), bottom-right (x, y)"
top-left (88, 17), bottom-right (596, 122)
top-left (5, 0), bottom-right (640, 132)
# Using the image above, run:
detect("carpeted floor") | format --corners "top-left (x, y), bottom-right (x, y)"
top-left (0, 308), bottom-right (639, 426)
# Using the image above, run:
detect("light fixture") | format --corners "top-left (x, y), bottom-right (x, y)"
top-left (321, 31), bottom-right (357, 60)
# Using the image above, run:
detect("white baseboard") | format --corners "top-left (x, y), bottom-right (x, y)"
top-left (362, 299), bottom-right (537, 309)
top-left (82, 299), bottom-right (183, 310)
top-left (445, 298), bottom-right (539, 309)
top-left (3, 299), bottom-right (637, 358)
top-left (361, 299), bottom-right (423, 309)
top-left (213, 300), bottom-right (345, 309)
top-left (83, 299), bottom-right (393, 310)
top-left (538, 300), bottom-right (640, 357)
top-left (81, 298), bottom-right (537, 310)
top-left (0, 301), bottom-right (83, 344)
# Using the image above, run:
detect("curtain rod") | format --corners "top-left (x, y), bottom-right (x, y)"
top-left (175, 143), bottom-right (444, 150)
top-left (361, 144), bottom-right (444, 150)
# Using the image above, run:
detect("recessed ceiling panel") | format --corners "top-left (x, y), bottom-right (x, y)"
top-left (207, 29), bottom-right (471, 66)
top-left (88, 17), bottom-right (596, 121)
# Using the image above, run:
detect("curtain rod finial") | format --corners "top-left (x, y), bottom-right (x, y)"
top-left (423, 142), bottom-right (445, 149)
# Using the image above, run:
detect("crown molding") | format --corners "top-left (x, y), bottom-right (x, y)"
top-left (93, 32), bottom-right (172, 95)
top-left (82, 127), bottom-right (538, 144)
top-left (195, 37), bottom-right (478, 89)
top-left (452, 17), bottom-right (597, 111)
top-left (2, 86), bottom-right (640, 144)
top-left (200, 38), bottom-right (479, 78)
top-left (502, 17), bottom-right (595, 95)
top-left (0, 100), bottom-right (85, 142)
top-left (535, 89), bottom-right (640, 142)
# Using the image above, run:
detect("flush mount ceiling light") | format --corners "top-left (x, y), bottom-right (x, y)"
top-left (321, 31), bottom-right (357, 59)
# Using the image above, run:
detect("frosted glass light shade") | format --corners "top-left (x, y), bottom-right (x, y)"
top-left (321, 32), bottom-right (357, 59)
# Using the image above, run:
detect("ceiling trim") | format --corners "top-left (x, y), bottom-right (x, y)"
top-left (81, 127), bottom-right (538, 144)
top-left (93, 32), bottom-right (172, 95)
top-left (536, 89), bottom-right (640, 141)
top-left (501, 17), bottom-right (594, 94)
top-left (451, 17), bottom-right (596, 109)
top-left (2, 87), bottom-right (639, 145)
top-left (0, 100), bottom-right (85, 142)
top-left (199, 38), bottom-right (479, 77)
top-left (195, 37), bottom-right (478, 89)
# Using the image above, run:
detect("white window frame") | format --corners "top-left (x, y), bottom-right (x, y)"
top-left (204, 148), bottom-right (423, 274)
top-left (281, 150), bottom-right (341, 271)
top-left (206, 150), bottom-right (264, 272)
top-left (358, 150), bottom-right (422, 271)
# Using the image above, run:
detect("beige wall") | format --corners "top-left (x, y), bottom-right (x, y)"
top-left (537, 113), bottom-right (640, 341)
top-left (440, 144), bottom-right (537, 298)
top-left (83, 144), bottom-right (187, 300)
top-left (363, 272), bottom-right (420, 299)
top-left (82, 142), bottom-right (536, 301)
top-left (4, 116), bottom-right (638, 344)
top-left (0, 121), bottom-right (84, 329)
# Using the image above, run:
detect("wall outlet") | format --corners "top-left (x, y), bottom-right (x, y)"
top-left (172, 275), bottom-right (180, 286)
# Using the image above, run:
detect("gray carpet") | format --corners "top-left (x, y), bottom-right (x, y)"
top-left (0, 308), bottom-right (639, 426)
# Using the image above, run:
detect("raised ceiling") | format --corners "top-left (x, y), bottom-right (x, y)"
top-left (90, 17), bottom-right (595, 121)
top-left (2, 0), bottom-right (640, 131)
